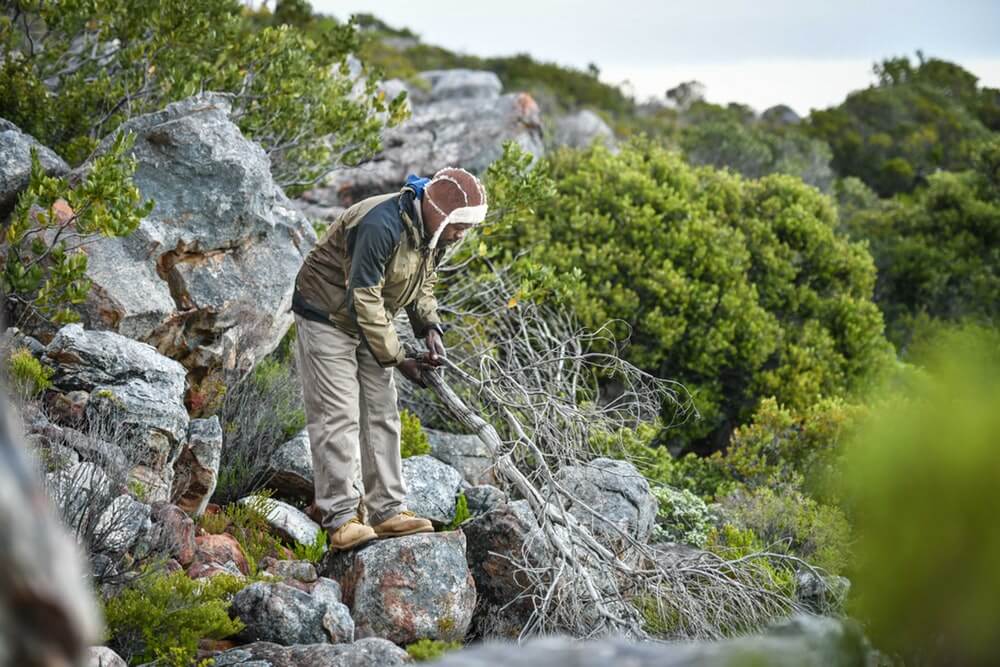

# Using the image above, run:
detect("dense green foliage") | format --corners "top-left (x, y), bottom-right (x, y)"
top-left (808, 54), bottom-right (997, 196)
top-left (499, 140), bottom-right (891, 450)
top-left (1, 134), bottom-right (152, 331)
top-left (400, 408), bottom-right (431, 458)
top-left (843, 139), bottom-right (1000, 349)
top-left (103, 568), bottom-right (245, 667)
top-left (3, 346), bottom-right (52, 399)
top-left (840, 324), bottom-right (1000, 664)
top-left (405, 638), bottom-right (464, 662)
top-left (0, 0), bottom-right (404, 187)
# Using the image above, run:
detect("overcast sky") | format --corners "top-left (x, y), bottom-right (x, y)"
top-left (304, 1), bottom-right (1000, 115)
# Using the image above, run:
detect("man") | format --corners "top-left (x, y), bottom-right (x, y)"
top-left (291, 167), bottom-right (488, 551)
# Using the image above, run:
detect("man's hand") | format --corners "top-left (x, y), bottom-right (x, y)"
top-left (425, 328), bottom-right (446, 367)
top-left (397, 357), bottom-right (434, 387)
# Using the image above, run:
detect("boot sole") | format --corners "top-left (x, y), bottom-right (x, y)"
top-left (374, 525), bottom-right (435, 538)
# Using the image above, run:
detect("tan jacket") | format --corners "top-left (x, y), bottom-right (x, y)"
top-left (292, 185), bottom-right (443, 367)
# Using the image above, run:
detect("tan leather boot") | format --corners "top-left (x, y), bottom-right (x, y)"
top-left (372, 510), bottom-right (434, 538)
top-left (328, 516), bottom-right (377, 552)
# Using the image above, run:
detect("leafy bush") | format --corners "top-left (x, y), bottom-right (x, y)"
top-left (704, 524), bottom-right (796, 599)
top-left (839, 323), bottom-right (1000, 664)
top-left (499, 140), bottom-right (892, 452)
top-left (1, 134), bottom-right (152, 333)
top-left (223, 490), bottom-right (283, 576)
top-left (103, 568), bottom-right (245, 667)
top-left (650, 485), bottom-right (712, 547)
top-left (843, 138), bottom-right (1000, 350)
top-left (1, 0), bottom-right (404, 188)
top-left (405, 638), bottom-right (463, 662)
top-left (718, 486), bottom-right (852, 575)
top-left (400, 408), bottom-right (430, 458)
top-left (808, 54), bottom-right (995, 196)
top-left (3, 346), bottom-right (52, 399)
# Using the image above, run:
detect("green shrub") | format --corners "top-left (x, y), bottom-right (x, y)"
top-left (650, 485), bottom-right (712, 547)
top-left (196, 510), bottom-right (229, 536)
top-left (4, 346), bottom-right (53, 399)
top-left (401, 408), bottom-right (430, 458)
top-left (444, 492), bottom-right (470, 531)
top-left (1, 134), bottom-right (152, 332)
top-left (103, 568), bottom-right (245, 667)
top-left (405, 638), bottom-right (463, 662)
top-left (705, 524), bottom-right (796, 599)
top-left (839, 323), bottom-right (1000, 664)
top-left (291, 528), bottom-right (328, 563)
top-left (496, 140), bottom-right (892, 452)
top-left (718, 486), bottom-right (852, 575)
top-left (224, 490), bottom-right (283, 576)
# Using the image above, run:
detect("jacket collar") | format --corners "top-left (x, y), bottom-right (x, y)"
top-left (398, 185), bottom-right (427, 247)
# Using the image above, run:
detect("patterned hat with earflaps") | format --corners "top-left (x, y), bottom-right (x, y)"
top-left (422, 167), bottom-right (488, 249)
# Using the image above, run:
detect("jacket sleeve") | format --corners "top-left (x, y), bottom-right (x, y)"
top-left (406, 263), bottom-right (443, 338)
top-left (346, 221), bottom-right (405, 367)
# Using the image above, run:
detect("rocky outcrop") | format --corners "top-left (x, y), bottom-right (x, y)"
top-left (321, 531), bottom-right (476, 645)
top-left (268, 429), bottom-right (315, 500)
top-left (211, 637), bottom-right (410, 666)
top-left (42, 323), bottom-right (189, 502)
top-left (171, 416), bottom-right (223, 516)
top-left (93, 494), bottom-right (152, 555)
top-left (431, 615), bottom-right (874, 667)
top-left (462, 500), bottom-right (551, 639)
top-left (402, 454), bottom-right (464, 527)
top-left (464, 484), bottom-right (507, 515)
top-left (0, 118), bottom-right (69, 219)
top-left (188, 532), bottom-right (250, 579)
top-left (231, 579), bottom-right (354, 645)
top-left (427, 429), bottom-right (495, 486)
top-left (76, 93), bottom-right (316, 378)
top-left (300, 69), bottom-right (543, 212)
top-left (548, 458), bottom-right (658, 555)
top-left (147, 502), bottom-right (197, 567)
top-left (87, 646), bottom-right (128, 667)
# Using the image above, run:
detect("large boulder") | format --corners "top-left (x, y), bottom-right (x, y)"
top-left (302, 70), bottom-right (543, 210)
top-left (147, 502), bottom-right (197, 566)
top-left (461, 500), bottom-right (551, 639)
top-left (211, 637), bottom-right (410, 666)
top-left (76, 93), bottom-right (316, 377)
top-left (427, 429), bottom-right (495, 486)
top-left (188, 532), bottom-right (250, 579)
top-left (231, 579), bottom-right (354, 645)
top-left (551, 109), bottom-right (616, 150)
top-left (402, 454), bottom-right (464, 527)
top-left (431, 615), bottom-right (875, 667)
top-left (43, 323), bottom-right (189, 502)
top-left (171, 416), bottom-right (223, 516)
top-left (548, 458), bottom-right (658, 554)
top-left (93, 494), bottom-right (152, 555)
top-left (267, 429), bottom-right (314, 500)
top-left (0, 118), bottom-right (69, 219)
top-left (321, 531), bottom-right (476, 646)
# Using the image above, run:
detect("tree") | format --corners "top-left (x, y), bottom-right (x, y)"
top-left (842, 138), bottom-right (1000, 350)
top-left (808, 54), bottom-right (994, 196)
top-left (493, 140), bottom-right (892, 453)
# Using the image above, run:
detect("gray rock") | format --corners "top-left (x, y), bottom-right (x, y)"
top-left (268, 430), bottom-right (314, 500)
top-left (431, 615), bottom-right (872, 666)
top-left (548, 458), bottom-right (658, 553)
top-left (418, 69), bottom-right (503, 102)
top-left (212, 637), bottom-right (409, 667)
top-left (795, 570), bottom-right (851, 613)
top-left (77, 93), bottom-right (316, 376)
top-left (551, 110), bottom-right (616, 150)
top-left (60, 427), bottom-right (128, 475)
top-left (321, 531), bottom-right (476, 645)
top-left (147, 501), bottom-right (197, 566)
top-left (427, 429), bottom-right (496, 486)
top-left (172, 416), bottom-right (223, 516)
top-left (762, 104), bottom-right (802, 126)
top-left (87, 646), bottom-right (128, 667)
top-left (238, 495), bottom-right (321, 546)
top-left (263, 558), bottom-right (319, 584)
top-left (93, 494), bottom-right (151, 555)
top-left (402, 454), bottom-right (464, 526)
top-left (462, 500), bottom-right (551, 639)
top-left (43, 323), bottom-right (190, 501)
top-left (464, 484), bottom-right (507, 515)
top-left (231, 579), bottom-right (354, 645)
top-left (306, 75), bottom-right (543, 208)
top-left (0, 118), bottom-right (69, 219)
top-left (46, 461), bottom-right (112, 528)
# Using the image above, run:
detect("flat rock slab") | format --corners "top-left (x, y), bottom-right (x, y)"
top-left (211, 637), bottom-right (410, 666)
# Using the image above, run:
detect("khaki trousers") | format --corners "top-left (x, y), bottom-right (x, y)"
top-left (293, 313), bottom-right (407, 532)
